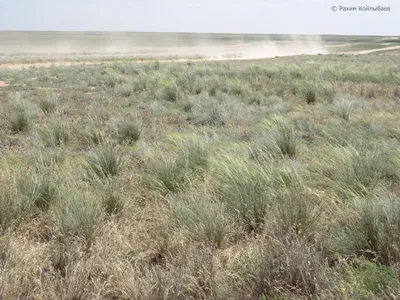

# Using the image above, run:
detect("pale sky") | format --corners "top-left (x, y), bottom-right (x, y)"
top-left (0, 0), bottom-right (398, 35)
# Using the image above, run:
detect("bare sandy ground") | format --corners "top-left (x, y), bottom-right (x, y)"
top-left (0, 43), bottom-right (398, 70)
top-left (326, 43), bottom-right (355, 48)
top-left (344, 45), bottom-right (400, 55)
top-left (0, 40), bottom-right (327, 70)
top-left (0, 81), bottom-right (8, 87)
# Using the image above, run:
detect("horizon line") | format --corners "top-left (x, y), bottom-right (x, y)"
top-left (0, 30), bottom-right (398, 37)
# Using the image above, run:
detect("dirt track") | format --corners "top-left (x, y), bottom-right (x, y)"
top-left (341, 45), bottom-right (400, 55)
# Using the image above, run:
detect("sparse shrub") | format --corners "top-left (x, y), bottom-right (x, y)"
top-left (161, 84), bottom-right (180, 102)
top-left (132, 76), bottom-right (147, 92)
top-left (39, 92), bottom-right (59, 114)
top-left (208, 84), bottom-right (217, 96)
top-left (183, 99), bottom-right (194, 112)
top-left (151, 60), bottom-right (160, 70)
top-left (40, 119), bottom-right (69, 147)
top-left (84, 146), bottom-right (123, 179)
top-left (305, 87), bottom-right (317, 104)
top-left (117, 83), bottom-right (133, 98)
top-left (276, 123), bottom-right (298, 158)
top-left (103, 72), bottom-right (125, 88)
top-left (228, 80), bottom-right (250, 97)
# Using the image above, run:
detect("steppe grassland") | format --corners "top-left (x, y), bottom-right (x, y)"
top-left (0, 52), bottom-right (400, 299)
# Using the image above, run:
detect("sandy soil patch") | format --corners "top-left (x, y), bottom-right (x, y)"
top-left (0, 81), bottom-right (9, 88)
top-left (326, 43), bottom-right (355, 48)
top-left (0, 41), bottom-right (328, 70)
top-left (343, 45), bottom-right (400, 55)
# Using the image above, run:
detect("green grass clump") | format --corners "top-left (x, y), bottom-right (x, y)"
top-left (80, 115), bottom-right (109, 146)
top-left (0, 184), bottom-right (32, 231)
top-left (40, 119), bottom-right (69, 147)
top-left (144, 134), bottom-right (211, 194)
top-left (0, 160), bottom-right (59, 230)
top-left (214, 156), bottom-right (274, 231)
top-left (103, 72), bottom-right (125, 88)
top-left (145, 152), bottom-right (188, 194)
top-left (343, 195), bottom-right (400, 265)
top-left (101, 180), bottom-right (123, 215)
top-left (84, 146), bottom-right (123, 179)
top-left (8, 94), bottom-right (36, 133)
top-left (16, 170), bottom-right (58, 212)
top-left (305, 87), bottom-right (317, 104)
top-left (342, 261), bottom-right (399, 296)
top-left (275, 123), bottom-right (298, 158)
top-left (114, 116), bottom-right (141, 145)
top-left (39, 92), bottom-right (59, 115)
top-left (331, 148), bottom-right (394, 198)
top-left (50, 183), bottom-right (101, 247)
top-left (10, 111), bottom-right (31, 133)
top-left (294, 116), bottom-right (316, 141)
top-left (170, 192), bottom-right (229, 248)
top-left (272, 185), bottom-right (320, 238)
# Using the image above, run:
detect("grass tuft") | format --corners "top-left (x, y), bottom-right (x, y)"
top-left (275, 123), bottom-right (298, 158)
top-left (39, 92), bottom-right (59, 115)
top-left (40, 119), bottom-right (69, 147)
top-left (84, 146), bottom-right (123, 179)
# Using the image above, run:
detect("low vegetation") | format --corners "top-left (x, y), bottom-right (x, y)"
top-left (0, 51), bottom-right (399, 299)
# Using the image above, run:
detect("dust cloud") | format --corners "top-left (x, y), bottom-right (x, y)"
top-left (0, 32), bottom-right (328, 60)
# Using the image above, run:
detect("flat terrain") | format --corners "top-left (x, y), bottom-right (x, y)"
top-left (1, 31), bottom-right (399, 68)
top-left (0, 32), bottom-right (400, 299)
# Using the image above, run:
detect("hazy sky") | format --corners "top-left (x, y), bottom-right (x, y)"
top-left (0, 0), bottom-right (398, 35)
